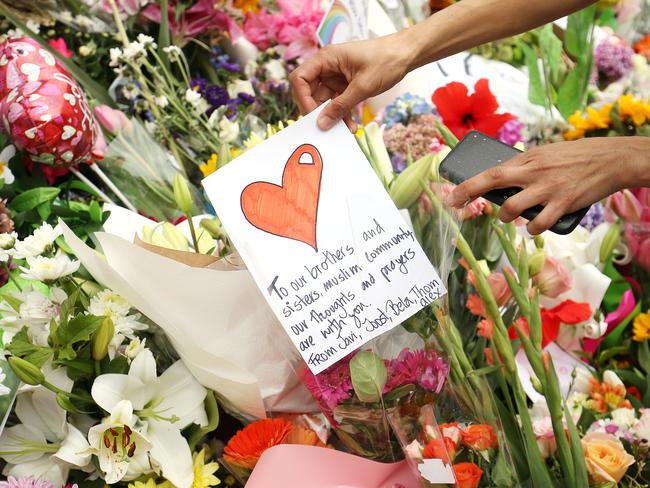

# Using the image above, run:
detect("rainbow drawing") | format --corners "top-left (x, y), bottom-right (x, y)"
top-left (317, 0), bottom-right (355, 46)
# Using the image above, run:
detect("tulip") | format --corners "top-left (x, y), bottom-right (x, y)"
top-left (94, 105), bottom-right (130, 135)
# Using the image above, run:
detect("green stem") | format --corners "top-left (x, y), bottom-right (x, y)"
top-left (186, 213), bottom-right (200, 252)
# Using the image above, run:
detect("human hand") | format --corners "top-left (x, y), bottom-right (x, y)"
top-left (289, 32), bottom-right (414, 132)
top-left (446, 137), bottom-right (650, 234)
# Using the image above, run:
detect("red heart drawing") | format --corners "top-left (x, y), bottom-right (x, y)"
top-left (240, 144), bottom-right (323, 251)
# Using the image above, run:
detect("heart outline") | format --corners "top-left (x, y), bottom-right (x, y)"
top-left (240, 144), bottom-right (323, 251)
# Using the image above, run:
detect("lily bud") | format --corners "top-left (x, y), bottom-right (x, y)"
top-left (56, 392), bottom-right (82, 414)
top-left (218, 143), bottom-right (232, 167)
top-left (363, 122), bottom-right (394, 189)
top-left (531, 375), bottom-right (544, 394)
top-left (533, 235), bottom-right (544, 249)
top-left (389, 153), bottom-right (435, 209)
top-left (201, 218), bottom-right (224, 239)
top-left (9, 356), bottom-right (44, 385)
top-left (173, 174), bottom-right (193, 215)
top-left (528, 250), bottom-right (546, 276)
top-left (599, 222), bottom-right (621, 263)
top-left (92, 317), bottom-right (115, 361)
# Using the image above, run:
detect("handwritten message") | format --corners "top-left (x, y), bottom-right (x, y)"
top-left (203, 104), bottom-right (445, 374)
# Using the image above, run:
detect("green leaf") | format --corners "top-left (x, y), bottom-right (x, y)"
top-left (565, 4), bottom-right (597, 57)
top-left (36, 202), bottom-right (52, 221)
top-left (614, 368), bottom-right (645, 389)
top-left (539, 24), bottom-right (562, 84)
top-left (105, 355), bottom-right (130, 375)
top-left (467, 365), bottom-right (502, 377)
top-left (643, 374), bottom-right (650, 406)
top-left (600, 299), bottom-right (641, 350)
top-left (519, 40), bottom-right (547, 108)
top-left (157, 0), bottom-right (172, 72)
top-left (88, 200), bottom-right (102, 223)
top-left (0, 4), bottom-right (115, 106)
top-left (596, 345), bottom-right (630, 364)
top-left (435, 122), bottom-right (458, 147)
top-left (565, 404), bottom-right (590, 488)
top-left (349, 350), bottom-right (387, 403)
top-left (639, 340), bottom-right (650, 374)
top-left (185, 390), bottom-right (220, 450)
top-left (7, 328), bottom-right (53, 367)
top-left (556, 64), bottom-right (588, 119)
top-left (494, 396), bottom-right (530, 483)
top-left (382, 383), bottom-right (416, 403)
top-left (55, 314), bottom-right (104, 361)
top-left (9, 188), bottom-right (60, 213)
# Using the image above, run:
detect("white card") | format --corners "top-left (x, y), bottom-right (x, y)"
top-left (203, 105), bottom-right (445, 374)
top-left (418, 459), bottom-right (456, 484)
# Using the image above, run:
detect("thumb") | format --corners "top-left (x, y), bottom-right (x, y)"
top-left (318, 80), bottom-right (366, 131)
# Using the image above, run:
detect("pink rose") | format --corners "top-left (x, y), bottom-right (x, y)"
top-left (94, 105), bottom-right (130, 135)
top-left (533, 256), bottom-right (572, 298)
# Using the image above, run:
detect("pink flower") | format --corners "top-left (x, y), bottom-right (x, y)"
top-left (487, 272), bottom-right (511, 306)
top-left (467, 294), bottom-right (486, 317)
top-left (142, 0), bottom-right (241, 44)
top-left (244, 0), bottom-right (323, 60)
top-left (48, 38), bottom-right (72, 58)
top-left (532, 416), bottom-right (557, 458)
top-left (302, 361), bottom-right (353, 413)
top-left (625, 222), bottom-right (650, 271)
top-left (608, 189), bottom-right (644, 222)
top-left (101, 0), bottom-right (148, 16)
top-left (385, 348), bottom-right (449, 393)
top-left (431, 183), bottom-right (486, 220)
top-left (94, 105), bottom-right (130, 134)
top-left (0, 477), bottom-right (54, 488)
top-left (533, 256), bottom-right (572, 298)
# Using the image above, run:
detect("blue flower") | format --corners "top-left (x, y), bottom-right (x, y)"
top-left (383, 93), bottom-right (432, 127)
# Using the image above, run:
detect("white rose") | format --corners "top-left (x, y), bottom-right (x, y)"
top-left (227, 79), bottom-right (255, 99)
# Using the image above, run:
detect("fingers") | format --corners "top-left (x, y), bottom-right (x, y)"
top-left (526, 202), bottom-right (565, 235)
top-left (447, 164), bottom-right (527, 207)
top-left (318, 79), bottom-right (367, 130)
top-left (498, 188), bottom-right (546, 223)
top-left (289, 59), bottom-right (322, 114)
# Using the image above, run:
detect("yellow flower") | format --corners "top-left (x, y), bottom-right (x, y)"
top-left (200, 153), bottom-right (218, 178)
top-left (234, 0), bottom-right (259, 13)
top-left (582, 432), bottom-right (635, 484)
top-left (633, 311), bottom-right (650, 341)
top-left (192, 448), bottom-right (220, 488)
top-left (564, 109), bottom-right (595, 140)
top-left (618, 94), bottom-right (650, 127)
top-left (585, 103), bottom-right (613, 129)
top-left (128, 480), bottom-right (173, 488)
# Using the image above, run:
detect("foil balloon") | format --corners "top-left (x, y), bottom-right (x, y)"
top-left (0, 37), bottom-right (97, 167)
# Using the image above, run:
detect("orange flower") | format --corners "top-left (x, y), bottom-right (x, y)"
top-left (460, 424), bottom-right (498, 451)
top-left (588, 377), bottom-right (632, 413)
top-left (477, 319), bottom-right (493, 339)
top-left (466, 294), bottom-right (486, 317)
top-left (453, 462), bottom-right (483, 488)
top-left (634, 34), bottom-right (650, 61)
top-left (286, 426), bottom-right (328, 448)
top-left (223, 418), bottom-right (292, 470)
top-left (422, 438), bottom-right (454, 462)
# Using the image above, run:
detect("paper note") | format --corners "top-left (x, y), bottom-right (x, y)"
top-left (418, 459), bottom-right (456, 484)
top-left (203, 105), bottom-right (444, 374)
top-left (317, 0), bottom-right (369, 46)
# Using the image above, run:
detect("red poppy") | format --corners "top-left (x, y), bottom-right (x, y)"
top-left (432, 79), bottom-right (513, 139)
top-left (508, 300), bottom-right (592, 348)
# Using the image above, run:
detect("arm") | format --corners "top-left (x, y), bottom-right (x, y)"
top-left (289, 0), bottom-right (596, 129)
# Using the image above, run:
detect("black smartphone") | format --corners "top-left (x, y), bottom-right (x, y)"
top-left (438, 130), bottom-right (589, 235)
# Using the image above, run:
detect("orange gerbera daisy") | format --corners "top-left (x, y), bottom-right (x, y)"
top-left (587, 377), bottom-right (632, 413)
top-left (223, 418), bottom-right (292, 470)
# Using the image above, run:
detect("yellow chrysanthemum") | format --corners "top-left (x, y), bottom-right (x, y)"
top-left (585, 103), bottom-right (613, 129)
top-left (192, 448), bottom-right (221, 488)
top-left (128, 479), bottom-right (173, 488)
top-left (618, 94), bottom-right (650, 127)
top-left (234, 0), bottom-right (259, 13)
top-left (633, 311), bottom-right (650, 342)
top-left (200, 153), bottom-right (218, 178)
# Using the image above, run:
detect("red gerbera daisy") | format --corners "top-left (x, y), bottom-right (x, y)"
top-left (432, 79), bottom-right (513, 139)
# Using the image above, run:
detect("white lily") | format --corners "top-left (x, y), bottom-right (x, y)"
top-left (86, 399), bottom-right (153, 484)
top-left (0, 145), bottom-right (16, 185)
top-left (91, 349), bottom-right (208, 488)
top-left (0, 370), bottom-right (91, 486)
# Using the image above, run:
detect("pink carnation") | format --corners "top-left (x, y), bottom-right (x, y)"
top-left (385, 348), bottom-right (449, 393)
top-left (0, 477), bottom-right (54, 488)
top-left (302, 360), bottom-right (353, 413)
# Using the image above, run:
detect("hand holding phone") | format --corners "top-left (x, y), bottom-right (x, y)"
top-left (438, 131), bottom-right (589, 235)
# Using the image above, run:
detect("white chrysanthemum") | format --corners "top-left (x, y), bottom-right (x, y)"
top-left (163, 45), bottom-right (182, 58)
top-left (124, 338), bottom-right (146, 360)
top-left (154, 96), bottom-right (168, 108)
top-left (14, 222), bottom-right (61, 259)
top-left (20, 254), bottom-right (79, 282)
top-left (122, 41), bottom-right (145, 61)
top-left (136, 34), bottom-right (156, 48)
top-left (0, 232), bottom-right (17, 250)
top-left (89, 290), bottom-right (146, 340)
top-left (109, 47), bottom-right (123, 67)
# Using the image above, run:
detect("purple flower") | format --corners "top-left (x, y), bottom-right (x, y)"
top-left (594, 38), bottom-right (634, 83)
top-left (391, 153), bottom-right (407, 173)
top-left (497, 119), bottom-right (524, 145)
top-left (580, 202), bottom-right (605, 230)
top-left (212, 53), bottom-right (241, 73)
top-left (0, 477), bottom-right (54, 488)
top-left (605, 424), bottom-right (620, 435)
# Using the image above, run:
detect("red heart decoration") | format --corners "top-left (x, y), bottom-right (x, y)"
top-left (241, 144), bottom-right (323, 251)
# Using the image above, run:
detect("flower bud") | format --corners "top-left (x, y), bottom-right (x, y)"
top-left (200, 218), bottom-right (224, 240)
top-left (389, 153), bottom-right (434, 209)
top-left (92, 317), bottom-right (115, 361)
top-left (173, 174), bottom-right (193, 215)
top-left (9, 356), bottom-right (44, 385)
top-left (56, 392), bottom-right (83, 414)
top-left (599, 222), bottom-right (621, 263)
top-left (533, 235), bottom-right (544, 249)
top-left (533, 256), bottom-right (571, 298)
top-left (531, 375), bottom-right (544, 394)
top-left (528, 250), bottom-right (546, 276)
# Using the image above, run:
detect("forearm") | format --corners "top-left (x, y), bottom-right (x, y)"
top-left (401, 0), bottom-right (596, 70)
top-left (621, 136), bottom-right (650, 189)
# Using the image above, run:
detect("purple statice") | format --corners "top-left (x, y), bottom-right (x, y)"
top-left (594, 38), bottom-right (634, 83)
top-left (497, 119), bottom-right (524, 145)
top-left (383, 93), bottom-right (432, 128)
top-left (580, 202), bottom-right (606, 230)
top-left (384, 348), bottom-right (449, 394)
top-left (391, 153), bottom-right (407, 173)
top-left (0, 477), bottom-right (54, 488)
top-left (210, 47), bottom-right (240, 73)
